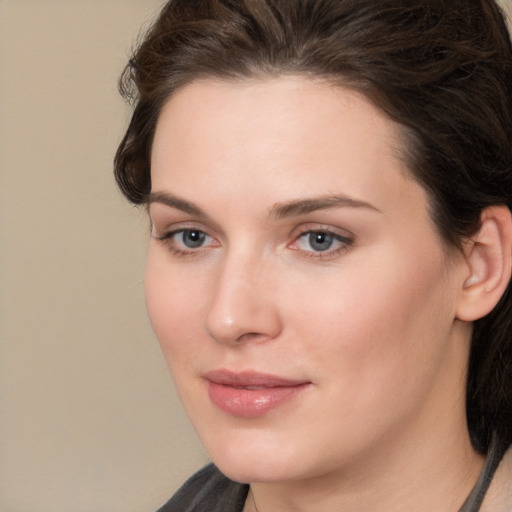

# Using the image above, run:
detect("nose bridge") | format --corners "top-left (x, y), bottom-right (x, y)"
top-left (204, 244), bottom-right (281, 344)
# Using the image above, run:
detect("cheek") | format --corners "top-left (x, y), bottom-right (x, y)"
top-left (284, 245), bottom-right (456, 393)
top-left (144, 250), bottom-right (208, 365)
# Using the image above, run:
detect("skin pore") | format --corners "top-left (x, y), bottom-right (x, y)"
top-left (145, 77), bottom-right (486, 512)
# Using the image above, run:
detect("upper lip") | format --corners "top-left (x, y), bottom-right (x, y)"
top-left (204, 369), bottom-right (310, 388)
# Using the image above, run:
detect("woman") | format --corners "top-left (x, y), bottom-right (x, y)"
top-left (114, 1), bottom-right (512, 511)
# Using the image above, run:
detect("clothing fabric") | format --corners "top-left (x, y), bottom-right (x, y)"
top-left (156, 464), bottom-right (248, 512)
top-left (460, 437), bottom-right (508, 512)
top-left (157, 443), bottom-right (512, 512)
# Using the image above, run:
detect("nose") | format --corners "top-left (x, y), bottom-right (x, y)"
top-left (204, 252), bottom-right (282, 345)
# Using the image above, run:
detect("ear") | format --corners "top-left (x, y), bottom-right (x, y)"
top-left (456, 206), bottom-right (512, 322)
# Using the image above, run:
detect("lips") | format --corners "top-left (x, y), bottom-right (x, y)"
top-left (204, 370), bottom-right (311, 418)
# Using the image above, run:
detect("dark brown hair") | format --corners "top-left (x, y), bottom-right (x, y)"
top-left (114, 0), bottom-right (512, 453)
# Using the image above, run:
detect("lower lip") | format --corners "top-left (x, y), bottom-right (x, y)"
top-left (207, 381), bottom-right (309, 418)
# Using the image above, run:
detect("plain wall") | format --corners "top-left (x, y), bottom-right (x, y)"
top-left (0, 0), bottom-right (511, 511)
top-left (0, 2), bottom-right (207, 512)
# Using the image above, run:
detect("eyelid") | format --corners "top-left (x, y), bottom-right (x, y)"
top-left (151, 219), bottom-right (212, 239)
top-left (289, 223), bottom-right (354, 242)
top-left (148, 206), bottom-right (225, 240)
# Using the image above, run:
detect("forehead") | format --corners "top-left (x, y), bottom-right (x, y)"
top-left (153, 76), bottom-right (400, 153)
top-left (150, 76), bottom-right (427, 221)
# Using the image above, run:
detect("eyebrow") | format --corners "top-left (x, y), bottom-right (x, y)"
top-left (268, 195), bottom-right (380, 219)
top-left (147, 191), bottom-right (380, 219)
top-left (147, 191), bottom-right (207, 217)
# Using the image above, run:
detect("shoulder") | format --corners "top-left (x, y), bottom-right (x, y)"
top-left (481, 444), bottom-right (512, 512)
top-left (156, 463), bottom-right (249, 512)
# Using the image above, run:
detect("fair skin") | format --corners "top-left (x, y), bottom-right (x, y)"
top-left (145, 77), bottom-right (511, 512)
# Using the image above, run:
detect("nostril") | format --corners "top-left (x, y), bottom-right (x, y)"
top-left (203, 265), bottom-right (283, 345)
top-left (204, 311), bottom-right (282, 346)
top-left (235, 332), bottom-right (271, 344)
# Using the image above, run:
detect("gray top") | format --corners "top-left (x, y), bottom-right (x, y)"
top-left (156, 464), bottom-right (248, 512)
top-left (459, 436), bottom-right (507, 512)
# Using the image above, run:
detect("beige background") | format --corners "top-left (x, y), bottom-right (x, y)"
top-left (0, 2), bottom-right (207, 512)
top-left (502, 0), bottom-right (512, 27)
top-left (0, 1), bottom-right (511, 511)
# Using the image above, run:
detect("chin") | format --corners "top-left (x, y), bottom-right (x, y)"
top-left (199, 427), bottom-right (321, 484)
top-left (214, 455), bottom-right (300, 484)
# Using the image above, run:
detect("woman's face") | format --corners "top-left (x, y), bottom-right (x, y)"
top-left (146, 77), bottom-right (470, 484)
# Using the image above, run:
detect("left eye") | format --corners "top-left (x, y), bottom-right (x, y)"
top-left (295, 231), bottom-right (347, 253)
top-left (174, 229), bottom-right (210, 249)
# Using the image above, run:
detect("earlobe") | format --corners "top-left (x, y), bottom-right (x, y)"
top-left (456, 206), bottom-right (512, 322)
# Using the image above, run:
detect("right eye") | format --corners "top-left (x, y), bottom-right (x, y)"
top-left (156, 228), bottom-right (217, 254)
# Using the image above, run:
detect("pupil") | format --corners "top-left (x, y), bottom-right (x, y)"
top-left (183, 230), bottom-right (205, 248)
top-left (309, 232), bottom-right (333, 251)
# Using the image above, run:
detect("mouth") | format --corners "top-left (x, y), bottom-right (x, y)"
top-left (204, 369), bottom-right (312, 418)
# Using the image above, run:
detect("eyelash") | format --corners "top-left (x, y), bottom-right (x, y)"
top-left (154, 226), bottom-right (354, 260)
